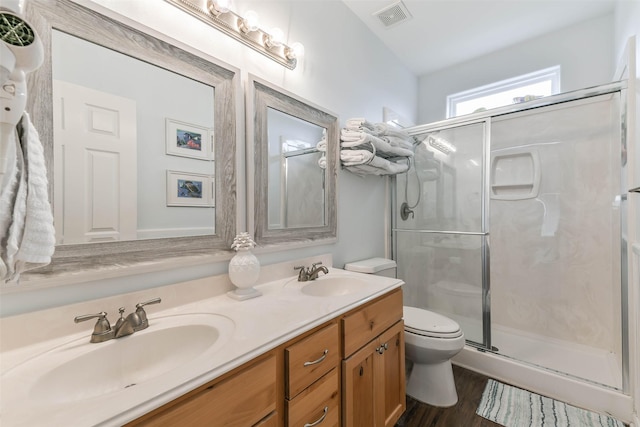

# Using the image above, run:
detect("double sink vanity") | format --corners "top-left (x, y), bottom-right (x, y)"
top-left (0, 259), bottom-right (406, 426)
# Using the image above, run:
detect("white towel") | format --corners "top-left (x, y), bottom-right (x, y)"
top-left (316, 139), bottom-right (327, 152)
top-left (341, 130), bottom-right (414, 158)
top-left (2, 113), bottom-right (55, 283)
top-left (344, 156), bottom-right (410, 176)
top-left (2, 128), bottom-right (27, 282)
top-left (345, 118), bottom-right (375, 131)
top-left (317, 155), bottom-right (326, 169)
top-left (340, 149), bottom-right (374, 165)
top-left (0, 130), bottom-right (20, 280)
top-left (373, 122), bottom-right (413, 139)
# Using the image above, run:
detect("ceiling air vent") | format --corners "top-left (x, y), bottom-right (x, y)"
top-left (373, 1), bottom-right (412, 28)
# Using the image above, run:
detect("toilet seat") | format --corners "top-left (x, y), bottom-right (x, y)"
top-left (403, 306), bottom-right (463, 339)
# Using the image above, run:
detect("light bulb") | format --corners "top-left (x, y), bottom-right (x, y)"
top-left (285, 42), bottom-right (305, 60)
top-left (264, 27), bottom-right (284, 48)
top-left (208, 0), bottom-right (231, 15)
top-left (239, 10), bottom-right (259, 33)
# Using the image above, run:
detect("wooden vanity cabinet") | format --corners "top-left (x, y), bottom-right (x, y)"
top-left (341, 288), bottom-right (406, 427)
top-left (127, 288), bottom-right (404, 427)
top-left (126, 352), bottom-right (278, 427)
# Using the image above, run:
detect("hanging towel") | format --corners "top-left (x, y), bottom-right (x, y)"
top-left (2, 113), bottom-right (55, 283)
top-left (0, 130), bottom-right (20, 280)
top-left (316, 139), bottom-right (327, 152)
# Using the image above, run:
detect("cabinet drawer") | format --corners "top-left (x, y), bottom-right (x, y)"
top-left (131, 353), bottom-right (276, 426)
top-left (286, 322), bottom-right (339, 399)
top-left (341, 288), bottom-right (403, 357)
top-left (287, 368), bottom-right (340, 427)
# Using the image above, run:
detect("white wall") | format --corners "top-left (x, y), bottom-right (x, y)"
top-left (0, 0), bottom-right (417, 316)
top-left (418, 13), bottom-right (615, 124)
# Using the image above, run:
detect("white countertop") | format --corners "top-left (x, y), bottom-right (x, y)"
top-left (0, 268), bottom-right (403, 426)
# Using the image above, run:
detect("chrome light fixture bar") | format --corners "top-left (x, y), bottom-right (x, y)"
top-left (166, 0), bottom-right (303, 70)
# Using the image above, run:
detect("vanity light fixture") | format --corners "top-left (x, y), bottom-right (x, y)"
top-left (166, 0), bottom-right (304, 70)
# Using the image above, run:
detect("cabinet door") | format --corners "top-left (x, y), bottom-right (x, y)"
top-left (342, 339), bottom-right (378, 427)
top-left (378, 321), bottom-right (406, 427)
top-left (342, 321), bottom-right (406, 427)
top-left (131, 354), bottom-right (276, 426)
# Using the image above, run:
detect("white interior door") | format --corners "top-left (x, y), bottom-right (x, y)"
top-left (53, 80), bottom-right (137, 244)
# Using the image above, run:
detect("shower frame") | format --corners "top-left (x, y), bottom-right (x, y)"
top-left (393, 80), bottom-right (630, 394)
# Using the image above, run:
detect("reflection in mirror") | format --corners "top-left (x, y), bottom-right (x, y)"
top-left (266, 107), bottom-right (325, 229)
top-left (21, 0), bottom-right (237, 279)
top-left (52, 30), bottom-right (215, 244)
top-left (249, 75), bottom-right (338, 246)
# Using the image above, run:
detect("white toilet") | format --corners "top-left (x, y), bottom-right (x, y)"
top-left (344, 258), bottom-right (465, 408)
top-left (403, 306), bottom-right (464, 407)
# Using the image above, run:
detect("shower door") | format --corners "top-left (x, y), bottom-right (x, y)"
top-left (394, 88), bottom-right (625, 390)
top-left (394, 121), bottom-right (487, 345)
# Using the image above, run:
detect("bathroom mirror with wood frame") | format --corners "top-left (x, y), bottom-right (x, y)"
top-left (247, 74), bottom-right (338, 246)
top-left (17, 0), bottom-right (239, 283)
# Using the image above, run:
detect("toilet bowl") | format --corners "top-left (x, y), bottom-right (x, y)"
top-left (403, 306), bottom-right (465, 407)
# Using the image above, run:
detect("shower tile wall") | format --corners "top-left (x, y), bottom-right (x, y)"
top-left (490, 94), bottom-right (622, 367)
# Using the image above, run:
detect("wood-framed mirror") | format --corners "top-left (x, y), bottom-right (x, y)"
top-left (247, 75), bottom-right (338, 246)
top-left (18, 0), bottom-right (238, 283)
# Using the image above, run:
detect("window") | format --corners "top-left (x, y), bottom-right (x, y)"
top-left (446, 66), bottom-right (561, 118)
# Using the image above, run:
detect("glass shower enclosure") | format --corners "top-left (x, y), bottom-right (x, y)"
top-left (393, 84), bottom-right (627, 391)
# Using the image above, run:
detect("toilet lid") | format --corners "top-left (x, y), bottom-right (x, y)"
top-left (403, 306), bottom-right (463, 339)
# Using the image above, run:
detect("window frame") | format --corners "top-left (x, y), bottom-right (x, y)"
top-left (446, 65), bottom-right (561, 118)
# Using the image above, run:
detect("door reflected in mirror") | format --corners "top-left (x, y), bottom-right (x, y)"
top-left (266, 107), bottom-right (326, 230)
top-left (52, 30), bottom-right (215, 245)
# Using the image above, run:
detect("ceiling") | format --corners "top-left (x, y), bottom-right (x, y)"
top-left (341, 0), bottom-right (618, 76)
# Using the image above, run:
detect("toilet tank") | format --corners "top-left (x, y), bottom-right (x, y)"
top-left (344, 258), bottom-right (397, 278)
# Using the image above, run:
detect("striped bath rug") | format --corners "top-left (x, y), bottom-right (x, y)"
top-left (476, 379), bottom-right (625, 427)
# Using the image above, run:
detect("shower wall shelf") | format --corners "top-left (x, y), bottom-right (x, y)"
top-left (490, 148), bottom-right (540, 200)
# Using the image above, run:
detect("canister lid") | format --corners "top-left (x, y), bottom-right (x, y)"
top-left (344, 257), bottom-right (396, 273)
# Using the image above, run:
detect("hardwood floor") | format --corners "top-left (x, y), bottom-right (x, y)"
top-left (395, 365), bottom-right (502, 427)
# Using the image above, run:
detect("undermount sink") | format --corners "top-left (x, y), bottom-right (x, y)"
top-left (300, 275), bottom-right (370, 297)
top-left (2, 313), bottom-right (234, 404)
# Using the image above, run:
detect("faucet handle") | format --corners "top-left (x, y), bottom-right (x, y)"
top-left (74, 312), bottom-right (113, 343)
top-left (311, 261), bottom-right (324, 268)
top-left (294, 265), bottom-right (309, 281)
top-left (134, 297), bottom-right (162, 331)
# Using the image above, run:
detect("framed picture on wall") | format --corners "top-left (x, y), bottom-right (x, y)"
top-left (166, 170), bottom-right (215, 207)
top-left (165, 118), bottom-right (213, 160)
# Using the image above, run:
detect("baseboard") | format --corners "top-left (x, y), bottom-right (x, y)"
top-left (453, 346), bottom-right (634, 424)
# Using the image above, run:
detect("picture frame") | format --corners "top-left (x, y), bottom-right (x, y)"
top-left (165, 118), bottom-right (213, 160)
top-left (166, 170), bottom-right (215, 207)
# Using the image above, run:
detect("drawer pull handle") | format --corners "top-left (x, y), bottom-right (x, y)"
top-left (304, 349), bottom-right (329, 367)
top-left (304, 406), bottom-right (328, 427)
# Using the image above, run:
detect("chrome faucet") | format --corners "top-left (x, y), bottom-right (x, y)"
top-left (294, 262), bottom-right (329, 282)
top-left (74, 297), bottom-right (162, 343)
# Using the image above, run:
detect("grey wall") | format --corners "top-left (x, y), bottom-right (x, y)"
top-left (1, 0), bottom-right (417, 316)
top-left (417, 13), bottom-right (615, 124)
